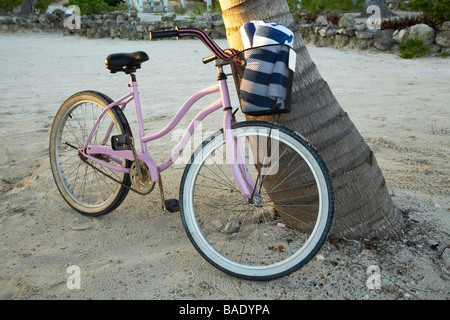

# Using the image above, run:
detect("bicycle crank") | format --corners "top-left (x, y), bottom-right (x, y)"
top-left (79, 153), bottom-right (154, 195)
top-left (130, 160), bottom-right (155, 194)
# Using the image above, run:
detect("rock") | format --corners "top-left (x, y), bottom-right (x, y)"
top-left (356, 22), bottom-right (367, 31)
top-left (338, 13), bottom-right (356, 29)
top-left (355, 30), bottom-right (375, 39)
top-left (116, 13), bottom-right (127, 22)
top-left (160, 20), bottom-right (174, 29)
top-left (435, 31), bottom-right (450, 48)
top-left (348, 37), bottom-right (374, 50)
top-left (315, 15), bottom-right (328, 26)
top-left (439, 21), bottom-right (450, 31)
top-left (0, 16), bottom-right (14, 25)
top-left (335, 35), bottom-right (350, 48)
top-left (210, 219), bottom-right (223, 230)
top-left (162, 12), bottom-right (176, 21)
top-left (342, 28), bottom-right (355, 37)
top-left (408, 24), bottom-right (435, 45)
top-left (224, 215), bottom-right (239, 233)
top-left (427, 44), bottom-right (441, 55)
top-left (319, 28), bottom-right (327, 37)
top-left (314, 25), bottom-right (323, 34)
top-left (393, 28), bottom-right (409, 44)
top-left (374, 29), bottom-right (395, 51)
top-left (38, 14), bottom-right (48, 26)
top-left (298, 23), bottom-right (313, 35)
top-left (326, 28), bottom-right (337, 37)
top-left (317, 36), bottom-right (335, 47)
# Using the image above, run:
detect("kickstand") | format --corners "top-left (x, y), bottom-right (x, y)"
top-left (157, 174), bottom-right (180, 213)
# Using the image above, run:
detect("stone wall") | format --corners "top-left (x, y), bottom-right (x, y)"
top-left (1, 9), bottom-right (449, 56)
top-left (299, 13), bottom-right (450, 55)
top-left (0, 9), bottom-right (226, 40)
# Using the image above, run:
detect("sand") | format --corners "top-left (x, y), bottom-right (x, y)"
top-left (0, 31), bottom-right (449, 301)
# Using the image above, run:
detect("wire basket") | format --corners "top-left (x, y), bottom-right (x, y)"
top-left (229, 44), bottom-right (294, 116)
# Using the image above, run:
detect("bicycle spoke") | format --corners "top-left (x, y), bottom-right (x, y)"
top-left (181, 122), bottom-right (334, 280)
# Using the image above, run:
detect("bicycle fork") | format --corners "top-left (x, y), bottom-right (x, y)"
top-left (218, 64), bottom-right (256, 204)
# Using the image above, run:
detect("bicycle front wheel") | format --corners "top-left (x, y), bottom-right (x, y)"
top-left (49, 91), bottom-right (132, 216)
top-left (180, 121), bottom-right (334, 280)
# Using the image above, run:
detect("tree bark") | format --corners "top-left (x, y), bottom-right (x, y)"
top-left (219, 0), bottom-right (405, 239)
top-left (17, 0), bottom-right (36, 18)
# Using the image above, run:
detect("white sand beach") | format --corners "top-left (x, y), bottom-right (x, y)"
top-left (0, 31), bottom-right (449, 300)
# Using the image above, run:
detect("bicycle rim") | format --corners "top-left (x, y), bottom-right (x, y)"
top-left (49, 92), bottom-right (131, 216)
top-left (180, 121), bottom-right (334, 280)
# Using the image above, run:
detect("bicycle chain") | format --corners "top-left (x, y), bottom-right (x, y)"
top-left (79, 153), bottom-right (152, 196)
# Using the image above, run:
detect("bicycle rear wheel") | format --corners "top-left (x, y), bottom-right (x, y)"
top-left (180, 121), bottom-right (334, 280)
top-left (49, 91), bottom-right (132, 216)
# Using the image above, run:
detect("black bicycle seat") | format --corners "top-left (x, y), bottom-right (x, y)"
top-left (105, 51), bottom-right (149, 74)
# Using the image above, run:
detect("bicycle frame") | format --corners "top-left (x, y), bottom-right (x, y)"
top-left (78, 72), bottom-right (253, 202)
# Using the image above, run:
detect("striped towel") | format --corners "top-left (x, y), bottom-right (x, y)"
top-left (238, 21), bottom-right (294, 115)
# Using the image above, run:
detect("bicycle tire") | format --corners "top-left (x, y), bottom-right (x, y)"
top-left (49, 91), bottom-right (132, 216)
top-left (180, 121), bottom-right (334, 280)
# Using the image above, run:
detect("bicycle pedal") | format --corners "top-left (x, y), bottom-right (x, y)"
top-left (111, 134), bottom-right (131, 151)
top-left (164, 199), bottom-right (180, 213)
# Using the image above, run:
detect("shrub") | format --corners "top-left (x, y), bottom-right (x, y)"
top-left (325, 12), bottom-right (341, 25)
top-left (298, 0), bottom-right (365, 13)
top-left (63, 0), bottom-right (124, 16)
top-left (0, 0), bottom-right (52, 13)
top-left (381, 14), bottom-right (439, 30)
top-left (409, 0), bottom-right (450, 25)
top-left (299, 12), bottom-right (319, 23)
top-left (399, 38), bottom-right (430, 58)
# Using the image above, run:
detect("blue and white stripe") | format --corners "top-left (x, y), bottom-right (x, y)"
top-left (238, 21), bottom-right (294, 115)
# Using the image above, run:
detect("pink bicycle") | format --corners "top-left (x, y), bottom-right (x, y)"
top-left (49, 28), bottom-right (334, 280)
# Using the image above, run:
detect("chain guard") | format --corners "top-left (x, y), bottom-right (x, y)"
top-left (79, 154), bottom-right (154, 195)
top-left (130, 160), bottom-right (155, 195)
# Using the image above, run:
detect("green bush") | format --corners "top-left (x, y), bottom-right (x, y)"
top-left (296, 0), bottom-right (365, 14)
top-left (63, 0), bottom-right (125, 16)
top-left (399, 38), bottom-right (430, 58)
top-left (381, 14), bottom-right (439, 30)
top-left (0, 0), bottom-right (52, 13)
top-left (409, 0), bottom-right (450, 24)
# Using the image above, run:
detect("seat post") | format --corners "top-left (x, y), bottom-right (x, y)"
top-left (130, 73), bottom-right (136, 83)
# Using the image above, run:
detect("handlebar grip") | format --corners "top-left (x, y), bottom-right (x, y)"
top-left (202, 55), bottom-right (218, 64)
top-left (149, 29), bottom-right (179, 39)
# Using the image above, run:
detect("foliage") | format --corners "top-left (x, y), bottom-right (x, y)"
top-left (299, 12), bottom-right (319, 23)
top-left (325, 12), bottom-right (341, 25)
top-left (381, 14), bottom-right (439, 30)
top-left (0, 0), bottom-right (52, 13)
top-left (297, 0), bottom-right (365, 14)
top-left (408, 0), bottom-right (450, 24)
top-left (289, 0), bottom-right (365, 22)
top-left (187, 3), bottom-right (204, 20)
top-left (399, 38), bottom-right (430, 58)
top-left (63, 0), bottom-right (125, 15)
top-left (441, 51), bottom-right (450, 58)
top-left (172, 4), bottom-right (187, 15)
top-left (104, 0), bottom-right (125, 6)
top-left (186, 2), bottom-right (220, 20)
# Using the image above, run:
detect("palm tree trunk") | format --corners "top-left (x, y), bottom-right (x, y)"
top-left (219, 0), bottom-right (405, 239)
top-left (18, 0), bottom-right (36, 18)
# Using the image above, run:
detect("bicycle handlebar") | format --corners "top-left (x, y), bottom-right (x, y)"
top-left (149, 29), bottom-right (179, 39)
top-left (149, 28), bottom-right (233, 62)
